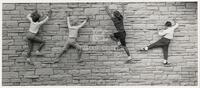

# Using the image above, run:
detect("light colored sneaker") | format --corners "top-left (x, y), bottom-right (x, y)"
top-left (26, 58), bottom-right (34, 65)
top-left (35, 51), bottom-right (43, 56)
top-left (128, 56), bottom-right (132, 60)
top-left (139, 47), bottom-right (148, 51)
top-left (163, 60), bottom-right (169, 65)
top-left (117, 41), bottom-right (121, 46)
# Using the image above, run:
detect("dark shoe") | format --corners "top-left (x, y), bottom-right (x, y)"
top-left (77, 60), bottom-right (84, 63)
top-left (125, 59), bottom-right (135, 64)
top-left (53, 58), bottom-right (61, 63)
top-left (163, 62), bottom-right (171, 66)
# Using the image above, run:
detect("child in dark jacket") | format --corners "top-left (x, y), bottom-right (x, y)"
top-left (105, 6), bottom-right (133, 62)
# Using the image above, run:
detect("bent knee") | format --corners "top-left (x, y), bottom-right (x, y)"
top-left (41, 41), bottom-right (45, 44)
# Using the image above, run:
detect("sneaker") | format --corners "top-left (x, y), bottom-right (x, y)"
top-left (26, 58), bottom-right (34, 65)
top-left (128, 56), bottom-right (132, 60)
top-left (77, 60), bottom-right (84, 63)
top-left (138, 47), bottom-right (148, 51)
top-left (163, 61), bottom-right (170, 65)
top-left (115, 45), bottom-right (122, 50)
top-left (35, 51), bottom-right (43, 56)
top-left (53, 58), bottom-right (60, 63)
top-left (125, 59), bottom-right (134, 64)
top-left (163, 60), bottom-right (171, 65)
top-left (117, 41), bottom-right (121, 46)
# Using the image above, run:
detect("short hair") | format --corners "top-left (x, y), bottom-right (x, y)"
top-left (31, 12), bottom-right (41, 22)
top-left (165, 21), bottom-right (172, 27)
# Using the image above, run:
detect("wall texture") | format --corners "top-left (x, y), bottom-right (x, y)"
top-left (2, 2), bottom-right (198, 86)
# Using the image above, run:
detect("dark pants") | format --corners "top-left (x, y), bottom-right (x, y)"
top-left (111, 31), bottom-right (126, 46)
top-left (147, 37), bottom-right (170, 60)
top-left (26, 32), bottom-right (45, 57)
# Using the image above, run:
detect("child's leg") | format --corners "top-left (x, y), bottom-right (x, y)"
top-left (162, 45), bottom-right (169, 64)
top-left (27, 39), bottom-right (33, 57)
top-left (141, 38), bottom-right (165, 51)
top-left (32, 36), bottom-right (45, 52)
top-left (110, 34), bottom-right (118, 42)
top-left (56, 43), bottom-right (69, 59)
top-left (53, 43), bottom-right (70, 63)
top-left (123, 46), bottom-right (130, 56)
top-left (73, 43), bottom-right (83, 60)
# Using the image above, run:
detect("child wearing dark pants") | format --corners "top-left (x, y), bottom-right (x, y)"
top-left (26, 10), bottom-right (52, 65)
top-left (137, 20), bottom-right (179, 65)
top-left (105, 6), bottom-right (132, 61)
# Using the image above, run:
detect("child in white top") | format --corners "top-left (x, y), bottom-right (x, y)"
top-left (53, 12), bottom-right (89, 63)
top-left (26, 10), bottom-right (52, 65)
top-left (128, 19), bottom-right (179, 65)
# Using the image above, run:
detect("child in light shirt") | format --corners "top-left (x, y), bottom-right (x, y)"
top-left (128, 20), bottom-right (179, 65)
top-left (26, 10), bottom-right (52, 65)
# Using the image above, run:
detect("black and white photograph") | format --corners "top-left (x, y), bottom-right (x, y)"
top-left (1, 0), bottom-right (199, 87)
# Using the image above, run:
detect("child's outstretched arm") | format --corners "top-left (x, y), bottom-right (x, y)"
top-left (66, 12), bottom-right (72, 28)
top-left (77, 17), bottom-right (89, 28)
top-left (105, 6), bottom-right (113, 18)
top-left (27, 14), bottom-right (33, 23)
top-left (39, 10), bottom-right (52, 25)
top-left (172, 19), bottom-right (179, 29)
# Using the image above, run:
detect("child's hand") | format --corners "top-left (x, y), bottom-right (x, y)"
top-left (48, 10), bottom-right (52, 17)
top-left (33, 9), bottom-right (38, 14)
top-left (105, 6), bottom-right (108, 9)
top-left (173, 18), bottom-right (176, 23)
top-left (86, 16), bottom-right (89, 22)
top-left (66, 12), bottom-right (71, 17)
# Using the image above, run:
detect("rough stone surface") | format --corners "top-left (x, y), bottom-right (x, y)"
top-left (2, 2), bottom-right (198, 86)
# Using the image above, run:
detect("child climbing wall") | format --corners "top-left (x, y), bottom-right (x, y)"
top-left (2, 2), bottom-right (198, 86)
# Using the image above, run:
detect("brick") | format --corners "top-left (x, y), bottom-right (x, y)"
top-left (80, 70), bottom-right (91, 75)
top-left (36, 68), bottom-right (53, 75)
top-left (50, 74), bottom-right (72, 81)
top-left (168, 75), bottom-right (180, 79)
top-left (37, 4), bottom-right (50, 9)
top-left (186, 3), bottom-right (197, 9)
top-left (2, 61), bottom-right (15, 66)
top-left (3, 21), bottom-right (18, 27)
top-left (181, 67), bottom-right (197, 72)
top-left (141, 74), bottom-right (154, 79)
top-left (85, 8), bottom-right (99, 15)
top-left (19, 22), bottom-right (30, 27)
top-left (3, 72), bottom-right (18, 78)
top-left (109, 5), bottom-right (118, 9)
top-left (111, 68), bottom-right (129, 72)
top-left (159, 7), bottom-right (168, 11)
top-left (43, 25), bottom-right (59, 31)
top-left (3, 4), bottom-right (15, 10)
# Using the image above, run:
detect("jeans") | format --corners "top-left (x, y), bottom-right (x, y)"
top-left (26, 32), bottom-right (45, 57)
top-left (147, 37), bottom-right (170, 60)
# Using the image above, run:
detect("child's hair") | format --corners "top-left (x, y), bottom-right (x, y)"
top-left (165, 21), bottom-right (172, 27)
top-left (113, 10), bottom-right (123, 20)
top-left (31, 12), bottom-right (41, 22)
top-left (71, 19), bottom-right (79, 26)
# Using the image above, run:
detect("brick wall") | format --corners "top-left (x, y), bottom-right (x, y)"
top-left (2, 2), bottom-right (198, 86)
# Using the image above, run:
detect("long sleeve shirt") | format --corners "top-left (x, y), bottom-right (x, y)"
top-left (158, 23), bottom-right (179, 39)
top-left (27, 14), bottom-right (49, 34)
